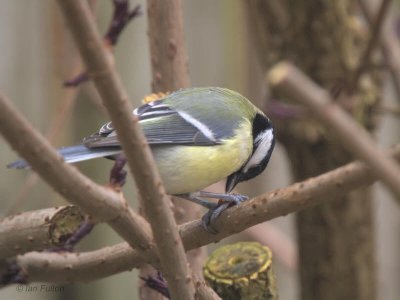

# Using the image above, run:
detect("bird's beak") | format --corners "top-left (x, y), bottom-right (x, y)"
top-left (225, 171), bottom-right (242, 193)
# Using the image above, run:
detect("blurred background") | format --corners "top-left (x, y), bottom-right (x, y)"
top-left (0, 1), bottom-right (399, 299)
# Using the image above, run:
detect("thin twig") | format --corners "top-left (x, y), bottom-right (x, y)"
top-left (268, 62), bottom-right (400, 204)
top-left (64, 1), bottom-right (142, 87)
top-left (348, 0), bottom-right (392, 93)
top-left (57, 1), bottom-right (195, 299)
top-left (358, 0), bottom-right (400, 104)
top-left (9, 143), bottom-right (400, 283)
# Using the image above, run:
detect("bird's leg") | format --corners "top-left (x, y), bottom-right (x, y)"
top-left (175, 193), bottom-right (219, 209)
top-left (196, 191), bottom-right (249, 204)
top-left (176, 191), bottom-right (249, 234)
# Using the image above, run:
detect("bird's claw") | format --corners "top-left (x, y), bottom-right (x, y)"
top-left (201, 193), bottom-right (249, 234)
top-left (201, 202), bottom-right (230, 234)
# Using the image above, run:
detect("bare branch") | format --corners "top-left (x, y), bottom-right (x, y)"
top-left (348, 0), bottom-right (392, 92)
top-left (146, 2), bottom-right (203, 297)
top-left (0, 206), bottom-right (85, 259)
top-left (0, 91), bottom-right (159, 272)
top-left (358, 0), bottom-right (400, 104)
top-left (14, 243), bottom-right (140, 283)
top-left (146, 0), bottom-right (203, 297)
top-left (11, 144), bottom-right (400, 283)
top-left (147, 0), bottom-right (190, 92)
top-left (268, 62), bottom-right (400, 203)
top-left (7, 53), bottom-right (82, 216)
top-left (56, 1), bottom-right (195, 298)
top-left (193, 273), bottom-right (222, 300)
top-left (0, 3), bottom-right (197, 298)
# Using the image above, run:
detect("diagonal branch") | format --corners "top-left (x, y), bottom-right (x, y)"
top-left (10, 143), bottom-right (400, 283)
top-left (0, 90), bottom-right (214, 298)
top-left (57, 1), bottom-right (195, 299)
top-left (268, 62), bottom-right (400, 204)
top-left (0, 89), bottom-right (160, 262)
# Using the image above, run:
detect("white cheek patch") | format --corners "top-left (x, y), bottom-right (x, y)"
top-left (243, 129), bottom-right (274, 172)
top-left (177, 111), bottom-right (216, 142)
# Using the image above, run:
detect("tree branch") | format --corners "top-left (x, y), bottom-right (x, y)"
top-left (147, 0), bottom-right (190, 92)
top-left (348, 0), bottom-right (392, 93)
top-left (146, 2), bottom-right (203, 298)
top-left (0, 206), bottom-right (85, 260)
top-left (56, 1), bottom-right (195, 299)
top-left (0, 89), bottom-right (208, 297)
top-left (358, 0), bottom-right (400, 104)
top-left (268, 62), bottom-right (400, 204)
top-left (10, 143), bottom-right (400, 283)
top-left (193, 273), bottom-right (222, 300)
top-left (0, 90), bottom-right (162, 268)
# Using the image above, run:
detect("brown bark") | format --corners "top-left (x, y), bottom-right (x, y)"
top-left (147, 0), bottom-right (190, 92)
top-left (244, 1), bottom-right (380, 299)
top-left (57, 1), bottom-right (196, 299)
top-left (10, 143), bottom-right (400, 284)
top-left (146, 0), bottom-right (199, 226)
top-left (143, 1), bottom-right (204, 298)
top-left (0, 206), bottom-right (85, 259)
top-left (269, 62), bottom-right (400, 202)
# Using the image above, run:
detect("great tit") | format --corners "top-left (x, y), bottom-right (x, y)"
top-left (9, 87), bottom-right (275, 229)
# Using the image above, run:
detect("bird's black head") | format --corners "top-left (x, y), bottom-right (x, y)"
top-left (226, 113), bottom-right (275, 193)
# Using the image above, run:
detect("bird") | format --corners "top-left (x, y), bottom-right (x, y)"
top-left (8, 87), bottom-right (275, 231)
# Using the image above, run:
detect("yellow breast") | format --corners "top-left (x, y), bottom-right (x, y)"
top-left (151, 120), bottom-right (253, 194)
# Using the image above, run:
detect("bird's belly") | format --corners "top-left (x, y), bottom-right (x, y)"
top-left (151, 139), bottom-right (252, 195)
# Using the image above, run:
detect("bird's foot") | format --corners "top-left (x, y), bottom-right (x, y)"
top-left (198, 192), bottom-right (249, 234)
top-left (176, 191), bottom-right (249, 234)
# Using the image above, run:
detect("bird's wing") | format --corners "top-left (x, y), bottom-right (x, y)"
top-left (83, 100), bottom-right (223, 148)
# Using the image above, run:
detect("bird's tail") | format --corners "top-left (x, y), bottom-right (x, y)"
top-left (7, 145), bottom-right (121, 169)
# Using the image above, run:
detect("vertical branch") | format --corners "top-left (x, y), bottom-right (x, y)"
top-left (145, 1), bottom-right (205, 294)
top-left (56, 1), bottom-right (195, 299)
top-left (147, 0), bottom-right (190, 92)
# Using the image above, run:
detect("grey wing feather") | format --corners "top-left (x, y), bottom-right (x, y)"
top-left (83, 101), bottom-right (222, 148)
